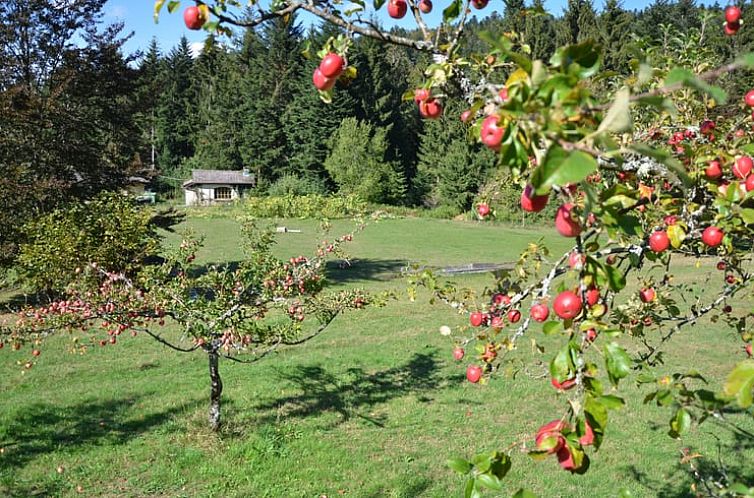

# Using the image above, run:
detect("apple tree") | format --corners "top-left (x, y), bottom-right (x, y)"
top-left (2, 217), bottom-right (379, 431)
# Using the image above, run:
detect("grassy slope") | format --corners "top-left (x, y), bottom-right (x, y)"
top-left (1, 216), bottom-right (752, 497)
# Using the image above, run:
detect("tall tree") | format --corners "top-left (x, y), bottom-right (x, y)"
top-left (599, 0), bottom-right (634, 73)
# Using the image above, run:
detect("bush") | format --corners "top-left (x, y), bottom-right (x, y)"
top-left (244, 194), bottom-right (367, 219)
top-left (267, 175), bottom-right (329, 197)
top-left (476, 170), bottom-right (557, 225)
top-left (16, 192), bottom-right (158, 294)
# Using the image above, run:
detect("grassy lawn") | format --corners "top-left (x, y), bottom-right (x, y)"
top-left (1, 215), bottom-right (752, 497)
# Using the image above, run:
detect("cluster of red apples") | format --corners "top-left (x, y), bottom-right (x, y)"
top-left (312, 53), bottom-right (346, 92)
top-left (724, 5), bottom-right (743, 35)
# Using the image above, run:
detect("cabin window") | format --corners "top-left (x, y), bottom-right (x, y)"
top-left (214, 187), bottom-right (232, 200)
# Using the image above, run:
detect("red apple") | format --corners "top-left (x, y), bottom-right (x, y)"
top-left (734, 156), bottom-right (753, 179)
top-left (413, 88), bottom-right (430, 103)
top-left (726, 5), bottom-right (742, 23)
top-left (553, 291), bottom-right (583, 320)
top-left (418, 0), bottom-right (432, 13)
top-left (387, 0), bottom-right (408, 18)
top-left (32, 349), bottom-right (41, 357)
top-left (639, 287), bottom-right (656, 303)
top-left (470, 312), bottom-right (484, 327)
top-left (319, 53), bottom-right (344, 78)
top-left (555, 204), bottom-right (582, 237)
top-left (551, 376), bottom-right (577, 390)
top-left (568, 251), bottom-right (586, 270)
top-left (498, 87), bottom-right (508, 101)
top-left (746, 344), bottom-right (752, 357)
top-left (557, 446), bottom-right (577, 471)
top-left (466, 365), bottom-right (482, 383)
top-left (508, 309), bottom-right (521, 323)
top-left (453, 347), bottom-right (465, 361)
top-left (480, 115), bottom-right (504, 151)
top-left (725, 21), bottom-right (741, 36)
top-left (586, 287), bottom-right (600, 306)
top-left (419, 98), bottom-right (442, 119)
top-left (536, 420), bottom-right (567, 454)
top-left (312, 68), bottom-right (336, 91)
top-left (490, 315), bottom-right (504, 329)
top-left (585, 329), bottom-right (598, 342)
top-left (746, 89), bottom-right (754, 107)
top-left (746, 175), bottom-right (754, 192)
top-left (702, 226), bottom-right (724, 248)
top-left (530, 303), bottom-right (549, 322)
top-left (183, 6), bottom-right (206, 30)
top-left (705, 160), bottom-right (723, 180)
top-left (649, 230), bottom-right (670, 253)
top-left (521, 184), bottom-right (549, 212)
top-left (460, 110), bottom-right (473, 123)
top-left (492, 293), bottom-right (511, 306)
top-left (579, 420), bottom-right (595, 446)
top-left (471, 0), bottom-right (488, 8)
top-left (477, 203), bottom-right (491, 217)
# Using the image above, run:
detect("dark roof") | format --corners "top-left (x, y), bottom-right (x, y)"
top-left (182, 170), bottom-right (256, 188)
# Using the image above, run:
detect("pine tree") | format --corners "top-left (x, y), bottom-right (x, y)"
top-left (523, 0), bottom-right (557, 61)
top-left (556, 0), bottom-right (600, 46)
top-left (135, 38), bottom-right (163, 170)
top-left (599, 0), bottom-right (634, 73)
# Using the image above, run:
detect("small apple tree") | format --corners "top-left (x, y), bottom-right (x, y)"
top-left (84, 0), bottom-right (754, 494)
top-left (2, 217), bottom-right (378, 431)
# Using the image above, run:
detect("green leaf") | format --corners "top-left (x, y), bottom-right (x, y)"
top-left (604, 342), bottom-right (632, 387)
top-left (604, 264), bottom-right (626, 292)
top-left (667, 224), bottom-right (686, 248)
top-left (477, 473), bottom-right (504, 491)
top-left (550, 345), bottom-right (574, 382)
top-left (448, 457), bottom-right (472, 474)
top-left (597, 87), bottom-right (632, 134)
top-left (598, 395), bottom-right (626, 409)
top-left (512, 490), bottom-right (539, 498)
top-left (740, 208), bottom-right (754, 225)
top-left (543, 320), bottom-right (563, 335)
top-left (723, 360), bottom-right (754, 408)
top-left (167, 0), bottom-right (181, 13)
top-left (531, 146), bottom-right (598, 195)
top-left (668, 407), bottom-right (692, 438)
top-left (664, 67), bottom-right (727, 104)
top-left (154, 0), bottom-right (166, 21)
top-left (442, 0), bottom-right (461, 21)
top-left (464, 478), bottom-right (476, 498)
top-left (550, 40), bottom-right (602, 78)
top-left (735, 52), bottom-right (754, 68)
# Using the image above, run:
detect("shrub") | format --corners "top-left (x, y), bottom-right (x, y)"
top-left (16, 192), bottom-right (158, 294)
top-left (267, 175), bottom-right (329, 197)
top-left (244, 194), bottom-right (367, 219)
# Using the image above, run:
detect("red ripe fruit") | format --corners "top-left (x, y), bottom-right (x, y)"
top-left (419, 98), bottom-right (442, 119)
top-left (481, 115), bottom-right (504, 151)
top-left (469, 312), bottom-right (485, 327)
top-left (551, 376), bottom-right (577, 390)
top-left (717, 261), bottom-right (727, 271)
top-left (498, 87), bottom-right (508, 101)
top-left (569, 251), bottom-right (586, 270)
top-left (553, 291), bottom-right (583, 320)
top-left (490, 315), bottom-right (504, 329)
top-left (664, 215), bottom-right (678, 226)
top-left (557, 446), bottom-right (577, 471)
top-left (725, 21), bottom-right (741, 36)
top-left (466, 365), bottom-right (483, 383)
top-left (312, 68), bottom-right (336, 91)
top-left (319, 53), bottom-right (345, 78)
top-left (649, 230), bottom-right (670, 253)
top-left (639, 287), bottom-right (656, 303)
top-left (702, 226), bottom-right (724, 248)
top-left (477, 203), bottom-right (491, 217)
top-left (452, 347), bottom-right (465, 361)
top-left (471, 0), bottom-right (488, 8)
top-left (579, 420), bottom-right (595, 446)
top-left (507, 309), bottom-right (521, 323)
top-left (418, 0), bottom-right (432, 13)
top-left (733, 156), bottom-right (753, 179)
top-left (586, 287), bottom-right (600, 306)
top-left (387, 0), bottom-right (408, 18)
top-left (705, 160), bottom-right (723, 180)
top-left (746, 344), bottom-right (753, 357)
top-left (746, 175), bottom-right (754, 191)
top-left (183, 6), bottom-right (206, 30)
top-left (555, 204), bottom-right (582, 237)
top-left (460, 110), bottom-right (473, 123)
top-left (492, 293), bottom-right (511, 306)
top-left (745, 89), bottom-right (754, 107)
top-left (413, 88), bottom-right (430, 103)
top-left (585, 328), bottom-right (598, 342)
top-left (32, 349), bottom-right (41, 357)
top-left (520, 184), bottom-right (549, 212)
top-left (536, 420), bottom-right (567, 454)
top-left (726, 5), bottom-right (742, 23)
top-left (530, 303), bottom-right (550, 322)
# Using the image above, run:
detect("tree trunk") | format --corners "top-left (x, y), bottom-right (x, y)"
top-left (208, 348), bottom-right (223, 431)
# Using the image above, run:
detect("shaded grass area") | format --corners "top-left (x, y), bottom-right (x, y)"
top-left (1, 217), bottom-right (753, 497)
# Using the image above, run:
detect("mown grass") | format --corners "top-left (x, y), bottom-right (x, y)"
top-left (1, 215), bottom-right (752, 497)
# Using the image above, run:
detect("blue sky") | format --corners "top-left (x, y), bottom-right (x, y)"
top-left (104, 0), bottom-right (704, 58)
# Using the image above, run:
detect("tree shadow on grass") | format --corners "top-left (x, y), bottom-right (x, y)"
top-left (624, 421), bottom-right (754, 497)
top-left (0, 395), bottom-right (202, 473)
top-left (249, 350), bottom-right (462, 429)
top-left (325, 258), bottom-right (408, 285)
